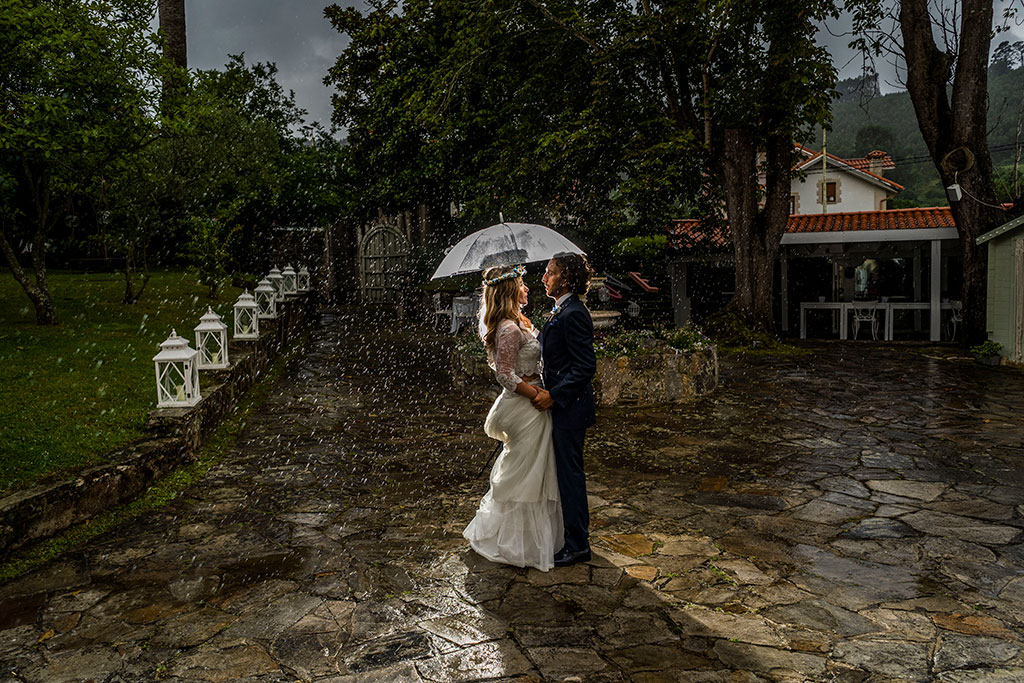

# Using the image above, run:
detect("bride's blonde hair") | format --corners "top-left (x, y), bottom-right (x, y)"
top-left (479, 265), bottom-right (531, 352)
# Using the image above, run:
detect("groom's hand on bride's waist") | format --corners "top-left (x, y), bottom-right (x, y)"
top-left (531, 389), bottom-right (554, 411)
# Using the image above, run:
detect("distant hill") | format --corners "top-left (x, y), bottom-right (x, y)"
top-left (809, 67), bottom-right (1024, 207)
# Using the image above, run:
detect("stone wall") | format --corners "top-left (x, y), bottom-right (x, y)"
top-left (451, 344), bottom-right (718, 405)
top-left (0, 294), bottom-right (317, 555)
top-left (594, 347), bottom-right (718, 405)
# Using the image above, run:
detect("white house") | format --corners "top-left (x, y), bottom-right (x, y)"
top-left (668, 147), bottom-right (962, 341)
top-left (786, 146), bottom-right (903, 214)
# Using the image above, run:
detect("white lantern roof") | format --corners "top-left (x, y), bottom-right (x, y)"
top-left (195, 306), bottom-right (227, 333)
top-left (298, 266), bottom-right (309, 277)
top-left (268, 266), bottom-right (282, 278)
top-left (283, 264), bottom-right (296, 276)
top-left (255, 278), bottom-right (274, 293)
top-left (235, 289), bottom-right (257, 306)
top-left (153, 329), bottom-right (196, 363)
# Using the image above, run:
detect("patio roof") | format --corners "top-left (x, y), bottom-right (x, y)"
top-left (669, 207), bottom-right (957, 251)
top-left (976, 212), bottom-right (1024, 245)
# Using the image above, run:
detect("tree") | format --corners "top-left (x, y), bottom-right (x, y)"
top-left (164, 56), bottom-right (317, 283)
top-left (991, 39), bottom-right (1024, 76)
top-left (326, 0), bottom-right (838, 330)
top-left (157, 0), bottom-right (187, 112)
top-left (0, 0), bottom-right (160, 324)
top-left (91, 152), bottom-right (163, 304)
top-left (157, 0), bottom-right (187, 69)
top-left (853, 0), bottom-right (1020, 343)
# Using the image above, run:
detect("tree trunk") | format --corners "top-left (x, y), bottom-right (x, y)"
top-left (158, 0), bottom-right (187, 69)
top-left (158, 0), bottom-right (187, 113)
top-left (900, 0), bottom-right (1003, 344)
top-left (0, 228), bottom-right (58, 325)
top-left (720, 129), bottom-right (791, 331)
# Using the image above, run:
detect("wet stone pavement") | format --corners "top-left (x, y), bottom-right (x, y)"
top-left (3, 311), bottom-right (1024, 682)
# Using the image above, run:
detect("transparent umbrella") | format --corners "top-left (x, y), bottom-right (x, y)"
top-left (431, 222), bottom-right (585, 279)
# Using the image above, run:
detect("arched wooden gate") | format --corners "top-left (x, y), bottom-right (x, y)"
top-left (358, 223), bottom-right (410, 304)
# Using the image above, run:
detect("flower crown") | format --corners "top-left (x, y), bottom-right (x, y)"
top-left (483, 265), bottom-right (526, 287)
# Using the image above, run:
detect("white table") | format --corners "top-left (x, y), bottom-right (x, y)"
top-left (886, 302), bottom-right (954, 341)
top-left (801, 301), bottom-right (955, 341)
top-left (799, 302), bottom-right (846, 340)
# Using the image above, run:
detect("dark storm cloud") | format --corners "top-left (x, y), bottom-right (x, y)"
top-left (185, 1), bottom-right (364, 126)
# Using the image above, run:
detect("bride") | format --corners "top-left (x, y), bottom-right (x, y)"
top-left (463, 264), bottom-right (563, 571)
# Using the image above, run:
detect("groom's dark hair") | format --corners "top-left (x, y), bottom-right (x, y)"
top-left (552, 252), bottom-right (593, 295)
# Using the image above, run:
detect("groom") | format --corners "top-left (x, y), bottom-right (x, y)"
top-left (533, 252), bottom-right (596, 567)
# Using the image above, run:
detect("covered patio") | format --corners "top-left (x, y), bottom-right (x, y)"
top-left (668, 207), bottom-right (962, 341)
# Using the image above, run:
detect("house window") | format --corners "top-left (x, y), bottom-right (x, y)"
top-left (825, 181), bottom-right (838, 204)
top-left (789, 195), bottom-right (797, 214)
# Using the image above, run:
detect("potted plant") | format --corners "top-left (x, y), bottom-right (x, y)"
top-left (969, 340), bottom-right (1002, 366)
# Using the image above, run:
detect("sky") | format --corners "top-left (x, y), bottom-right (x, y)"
top-left (178, 2), bottom-right (1024, 127)
top-left (182, 1), bottom-right (362, 127)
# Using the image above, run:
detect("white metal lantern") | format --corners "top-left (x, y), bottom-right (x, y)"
top-left (255, 278), bottom-right (277, 319)
top-left (153, 330), bottom-right (200, 408)
top-left (282, 264), bottom-right (298, 296)
top-left (267, 266), bottom-right (284, 302)
top-left (195, 307), bottom-right (229, 370)
top-left (233, 290), bottom-right (259, 339)
top-left (297, 266), bottom-right (310, 292)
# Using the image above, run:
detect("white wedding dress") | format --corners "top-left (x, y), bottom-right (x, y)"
top-left (463, 319), bottom-right (563, 571)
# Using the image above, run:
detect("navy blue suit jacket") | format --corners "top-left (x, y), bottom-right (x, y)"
top-left (540, 294), bottom-right (597, 430)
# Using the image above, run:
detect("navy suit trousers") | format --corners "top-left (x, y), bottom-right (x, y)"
top-left (552, 425), bottom-right (589, 554)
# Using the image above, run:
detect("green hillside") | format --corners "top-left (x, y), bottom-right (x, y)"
top-left (810, 67), bottom-right (1024, 207)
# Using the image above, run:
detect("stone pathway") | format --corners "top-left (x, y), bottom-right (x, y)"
top-left (2, 312), bottom-right (1024, 682)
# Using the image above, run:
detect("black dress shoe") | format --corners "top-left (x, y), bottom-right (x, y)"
top-left (554, 548), bottom-right (591, 567)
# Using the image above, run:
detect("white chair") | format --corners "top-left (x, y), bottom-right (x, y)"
top-left (851, 301), bottom-right (879, 340)
top-left (450, 295), bottom-right (479, 333)
top-left (432, 293), bottom-right (452, 329)
top-left (947, 300), bottom-right (963, 341)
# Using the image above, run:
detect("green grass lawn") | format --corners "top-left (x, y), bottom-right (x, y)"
top-left (0, 269), bottom-right (244, 495)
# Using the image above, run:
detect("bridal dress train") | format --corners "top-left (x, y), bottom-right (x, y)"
top-left (463, 319), bottom-right (563, 571)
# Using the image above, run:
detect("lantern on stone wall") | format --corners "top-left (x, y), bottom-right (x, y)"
top-left (297, 266), bottom-right (310, 292)
top-left (153, 330), bottom-right (200, 408)
top-left (267, 266), bottom-right (284, 302)
top-left (255, 278), bottom-right (277, 319)
top-left (195, 307), bottom-right (229, 370)
top-left (282, 264), bottom-right (298, 296)
top-left (233, 290), bottom-right (259, 339)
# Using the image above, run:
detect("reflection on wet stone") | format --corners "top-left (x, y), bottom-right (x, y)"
top-left (5, 320), bottom-right (1024, 680)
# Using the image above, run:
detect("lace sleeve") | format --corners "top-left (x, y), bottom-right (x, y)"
top-left (494, 321), bottom-right (523, 392)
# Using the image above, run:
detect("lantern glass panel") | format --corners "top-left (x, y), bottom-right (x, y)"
top-left (199, 332), bottom-right (224, 366)
top-left (159, 363), bottom-right (187, 403)
top-left (236, 309), bottom-right (255, 335)
top-left (257, 291), bottom-right (276, 317)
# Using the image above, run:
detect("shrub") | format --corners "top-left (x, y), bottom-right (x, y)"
top-left (970, 340), bottom-right (1002, 357)
top-left (703, 309), bottom-right (783, 349)
top-left (595, 324), bottom-right (711, 358)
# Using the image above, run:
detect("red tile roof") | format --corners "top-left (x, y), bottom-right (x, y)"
top-left (842, 155), bottom-right (896, 172)
top-left (669, 207), bottom-right (955, 250)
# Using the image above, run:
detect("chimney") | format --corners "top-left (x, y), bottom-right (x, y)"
top-left (866, 150), bottom-right (888, 176)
